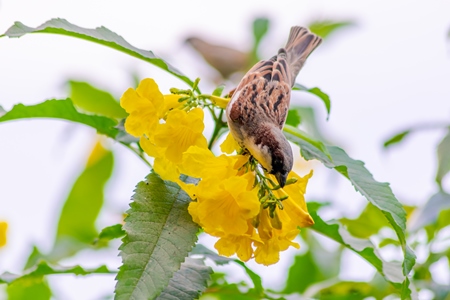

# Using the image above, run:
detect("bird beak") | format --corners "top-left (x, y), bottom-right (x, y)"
top-left (275, 172), bottom-right (287, 188)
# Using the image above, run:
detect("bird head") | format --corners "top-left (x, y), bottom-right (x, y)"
top-left (246, 125), bottom-right (293, 187)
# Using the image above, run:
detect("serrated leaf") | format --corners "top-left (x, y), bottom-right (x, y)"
top-left (292, 83), bottom-right (331, 119)
top-left (307, 203), bottom-right (414, 297)
top-left (285, 109), bottom-right (301, 127)
top-left (340, 203), bottom-right (390, 238)
top-left (2, 19), bottom-right (195, 88)
top-left (115, 173), bottom-right (200, 300)
top-left (69, 80), bottom-right (127, 119)
top-left (0, 261), bottom-right (113, 284)
top-left (285, 130), bottom-right (416, 276)
top-left (52, 142), bottom-right (113, 260)
top-left (156, 257), bottom-right (212, 300)
top-left (383, 130), bottom-right (411, 148)
top-left (308, 20), bottom-right (354, 39)
top-left (436, 129), bottom-right (450, 185)
top-left (0, 99), bottom-right (119, 138)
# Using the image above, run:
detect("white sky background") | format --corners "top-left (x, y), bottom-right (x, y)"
top-left (0, 0), bottom-right (450, 299)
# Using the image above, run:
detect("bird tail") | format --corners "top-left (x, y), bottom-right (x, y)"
top-left (283, 26), bottom-right (322, 86)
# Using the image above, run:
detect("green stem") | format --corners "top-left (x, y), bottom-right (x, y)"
top-left (208, 109), bottom-right (225, 150)
top-left (121, 143), bottom-right (152, 168)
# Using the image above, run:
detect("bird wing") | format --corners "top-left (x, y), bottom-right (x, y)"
top-left (227, 54), bottom-right (292, 131)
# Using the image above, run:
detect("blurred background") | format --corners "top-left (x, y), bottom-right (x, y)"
top-left (0, 0), bottom-right (450, 299)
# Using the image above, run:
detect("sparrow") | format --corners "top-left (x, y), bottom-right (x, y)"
top-left (226, 26), bottom-right (322, 187)
top-left (185, 36), bottom-right (249, 79)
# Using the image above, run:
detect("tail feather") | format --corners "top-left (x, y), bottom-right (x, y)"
top-left (283, 26), bottom-right (322, 86)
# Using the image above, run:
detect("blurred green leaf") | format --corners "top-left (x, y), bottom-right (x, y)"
top-left (156, 258), bottom-right (212, 300)
top-left (383, 130), bottom-right (411, 148)
top-left (0, 99), bottom-right (119, 138)
top-left (69, 80), bottom-right (127, 119)
top-left (115, 173), bottom-right (200, 300)
top-left (379, 238), bottom-right (401, 248)
top-left (191, 244), bottom-right (264, 296)
top-left (7, 279), bottom-right (51, 300)
top-left (94, 224), bottom-right (126, 247)
top-left (285, 131), bottom-right (416, 277)
top-left (308, 20), bottom-right (354, 39)
top-left (306, 281), bottom-right (378, 300)
top-left (0, 261), bottom-right (112, 284)
top-left (284, 233), bottom-right (341, 294)
top-left (307, 203), bottom-right (417, 298)
top-left (0, 105), bottom-right (6, 116)
top-left (284, 250), bottom-right (324, 294)
top-left (2, 18), bottom-right (196, 89)
top-left (290, 106), bottom-right (329, 142)
top-left (341, 203), bottom-right (390, 238)
top-left (284, 125), bottom-right (331, 160)
top-left (293, 83), bottom-right (331, 119)
top-left (286, 109), bottom-right (301, 127)
top-left (212, 84), bottom-right (225, 97)
top-left (409, 192), bottom-right (450, 232)
top-left (436, 129), bottom-right (450, 186)
top-left (250, 17), bottom-right (270, 64)
top-left (51, 142), bottom-right (113, 259)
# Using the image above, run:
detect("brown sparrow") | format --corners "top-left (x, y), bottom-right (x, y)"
top-left (185, 37), bottom-right (249, 79)
top-left (226, 26), bottom-right (322, 187)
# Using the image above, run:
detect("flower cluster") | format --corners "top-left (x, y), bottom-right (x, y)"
top-left (120, 78), bottom-right (314, 265)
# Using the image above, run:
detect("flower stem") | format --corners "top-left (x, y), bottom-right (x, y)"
top-left (121, 143), bottom-right (152, 168)
top-left (208, 109), bottom-right (225, 150)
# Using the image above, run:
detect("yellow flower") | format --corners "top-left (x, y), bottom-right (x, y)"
top-left (253, 209), bottom-right (301, 265)
top-left (120, 78), bottom-right (164, 138)
top-left (191, 173), bottom-right (260, 236)
top-left (220, 132), bottom-right (241, 154)
top-left (0, 221), bottom-right (7, 248)
top-left (214, 224), bottom-right (261, 262)
top-left (154, 108), bottom-right (208, 164)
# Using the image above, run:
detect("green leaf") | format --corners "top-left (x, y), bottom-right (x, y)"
top-left (115, 173), bottom-right (200, 300)
top-left (340, 203), bottom-right (391, 238)
top-left (94, 224), bottom-right (126, 248)
top-left (308, 20), bottom-right (354, 39)
top-left (284, 125), bottom-right (331, 160)
top-left (289, 106), bottom-right (329, 142)
top-left (284, 233), bottom-right (341, 294)
top-left (285, 131), bottom-right (416, 276)
top-left (98, 224), bottom-right (126, 241)
top-left (156, 257), bottom-right (212, 300)
top-left (293, 83), bottom-right (331, 119)
top-left (285, 109), bottom-right (301, 127)
top-left (307, 203), bottom-right (415, 297)
top-left (191, 244), bottom-right (264, 296)
top-left (250, 17), bottom-right (270, 64)
top-left (7, 279), bottom-right (51, 300)
top-left (52, 143), bottom-right (114, 260)
top-left (409, 192), bottom-right (450, 232)
top-left (436, 129), bottom-right (450, 186)
top-left (0, 99), bottom-right (119, 138)
top-left (212, 84), bottom-right (226, 97)
top-left (383, 130), bottom-right (411, 148)
top-left (2, 19), bottom-right (195, 89)
top-left (1, 261), bottom-right (113, 284)
top-left (69, 80), bottom-right (127, 119)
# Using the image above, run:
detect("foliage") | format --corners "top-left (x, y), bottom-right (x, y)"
top-left (1, 15), bottom-right (447, 300)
